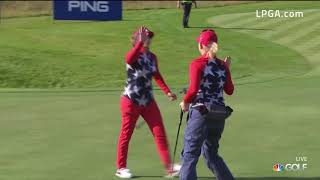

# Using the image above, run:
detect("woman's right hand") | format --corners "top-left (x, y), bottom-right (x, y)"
top-left (180, 101), bottom-right (190, 112)
top-left (167, 92), bottom-right (177, 101)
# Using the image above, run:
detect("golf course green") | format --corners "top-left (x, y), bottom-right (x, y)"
top-left (0, 1), bottom-right (319, 179)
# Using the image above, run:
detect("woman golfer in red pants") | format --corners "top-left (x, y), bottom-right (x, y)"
top-left (116, 26), bottom-right (180, 178)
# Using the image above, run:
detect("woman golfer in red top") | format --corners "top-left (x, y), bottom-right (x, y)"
top-left (116, 26), bottom-right (180, 178)
top-left (179, 29), bottom-right (235, 180)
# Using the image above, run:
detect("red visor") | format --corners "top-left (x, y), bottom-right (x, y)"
top-left (196, 29), bottom-right (218, 46)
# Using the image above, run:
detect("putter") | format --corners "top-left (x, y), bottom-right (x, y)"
top-left (136, 87), bottom-right (188, 130)
top-left (171, 87), bottom-right (189, 171)
top-left (172, 109), bottom-right (184, 172)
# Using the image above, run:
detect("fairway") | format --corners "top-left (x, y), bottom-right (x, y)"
top-left (0, 1), bottom-right (320, 180)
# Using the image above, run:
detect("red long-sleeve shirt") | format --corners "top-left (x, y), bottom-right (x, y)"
top-left (183, 55), bottom-right (234, 104)
top-left (125, 41), bottom-right (171, 94)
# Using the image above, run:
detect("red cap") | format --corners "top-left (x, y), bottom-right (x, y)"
top-left (196, 29), bottom-right (218, 46)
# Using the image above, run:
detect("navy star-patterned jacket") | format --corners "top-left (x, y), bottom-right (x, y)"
top-left (184, 55), bottom-right (234, 109)
top-left (123, 41), bottom-right (171, 106)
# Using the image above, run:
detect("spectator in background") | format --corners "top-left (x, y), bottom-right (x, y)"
top-left (177, 0), bottom-right (197, 28)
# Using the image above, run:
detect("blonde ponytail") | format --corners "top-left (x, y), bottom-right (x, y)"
top-left (208, 42), bottom-right (218, 58)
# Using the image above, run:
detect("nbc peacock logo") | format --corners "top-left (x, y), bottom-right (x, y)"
top-left (273, 163), bottom-right (284, 172)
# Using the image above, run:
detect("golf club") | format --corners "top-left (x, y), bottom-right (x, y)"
top-left (136, 87), bottom-right (188, 130)
top-left (172, 109), bottom-right (184, 172)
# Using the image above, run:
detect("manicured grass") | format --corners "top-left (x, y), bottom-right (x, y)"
top-left (0, 1), bottom-right (320, 180)
top-left (0, 1), bottom-right (316, 88)
top-left (1, 77), bottom-right (319, 180)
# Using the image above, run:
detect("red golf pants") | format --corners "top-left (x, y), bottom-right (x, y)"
top-left (116, 96), bottom-right (171, 170)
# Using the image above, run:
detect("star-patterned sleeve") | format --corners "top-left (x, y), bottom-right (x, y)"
top-left (152, 54), bottom-right (171, 94)
top-left (223, 64), bottom-right (234, 95)
top-left (125, 41), bottom-right (144, 65)
top-left (183, 59), bottom-right (207, 103)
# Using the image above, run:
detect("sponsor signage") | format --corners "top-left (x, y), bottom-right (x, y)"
top-left (53, 0), bottom-right (122, 21)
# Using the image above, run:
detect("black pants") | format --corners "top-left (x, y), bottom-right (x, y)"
top-left (182, 3), bottom-right (192, 27)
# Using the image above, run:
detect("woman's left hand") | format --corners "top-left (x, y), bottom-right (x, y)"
top-left (180, 101), bottom-right (190, 112)
top-left (167, 92), bottom-right (177, 101)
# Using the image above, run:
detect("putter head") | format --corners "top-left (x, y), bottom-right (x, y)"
top-left (226, 106), bottom-right (234, 113)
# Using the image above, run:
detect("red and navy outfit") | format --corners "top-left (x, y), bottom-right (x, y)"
top-left (180, 29), bottom-right (235, 180)
top-left (123, 41), bottom-right (170, 106)
top-left (183, 56), bottom-right (234, 106)
top-left (117, 41), bottom-right (172, 170)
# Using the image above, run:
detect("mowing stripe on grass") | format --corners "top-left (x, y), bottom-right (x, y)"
top-left (211, 12), bottom-right (253, 27)
top-left (269, 10), bottom-right (320, 40)
top-left (215, 15), bottom-right (260, 29)
top-left (210, 9), bottom-right (320, 76)
top-left (276, 20), bottom-right (320, 44)
top-left (288, 28), bottom-right (320, 47)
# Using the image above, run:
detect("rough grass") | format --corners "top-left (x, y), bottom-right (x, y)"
top-left (0, 1), bottom-right (254, 18)
top-left (0, 1), bottom-right (313, 89)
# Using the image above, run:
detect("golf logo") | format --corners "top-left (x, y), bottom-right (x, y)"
top-left (273, 164), bottom-right (284, 172)
top-left (273, 156), bottom-right (308, 172)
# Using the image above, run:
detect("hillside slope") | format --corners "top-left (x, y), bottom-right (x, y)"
top-left (0, 1), bottom-right (317, 89)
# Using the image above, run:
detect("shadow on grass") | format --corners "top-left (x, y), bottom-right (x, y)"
top-left (134, 176), bottom-right (320, 180)
top-left (189, 26), bottom-right (271, 31)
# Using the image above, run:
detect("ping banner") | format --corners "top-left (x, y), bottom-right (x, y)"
top-left (53, 0), bottom-right (122, 21)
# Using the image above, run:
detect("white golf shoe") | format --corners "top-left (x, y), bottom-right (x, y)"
top-left (165, 164), bottom-right (182, 178)
top-left (115, 168), bottom-right (133, 179)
